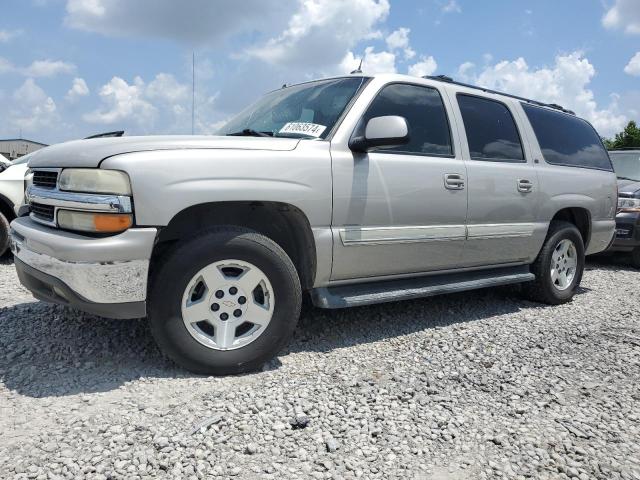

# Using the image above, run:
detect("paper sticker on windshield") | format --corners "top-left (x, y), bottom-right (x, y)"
top-left (279, 122), bottom-right (327, 138)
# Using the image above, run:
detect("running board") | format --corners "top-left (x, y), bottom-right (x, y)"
top-left (311, 266), bottom-right (534, 309)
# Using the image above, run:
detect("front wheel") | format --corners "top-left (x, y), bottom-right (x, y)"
top-left (522, 221), bottom-right (585, 305)
top-left (148, 227), bottom-right (302, 375)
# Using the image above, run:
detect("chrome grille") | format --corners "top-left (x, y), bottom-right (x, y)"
top-left (33, 171), bottom-right (58, 189)
top-left (30, 202), bottom-right (55, 222)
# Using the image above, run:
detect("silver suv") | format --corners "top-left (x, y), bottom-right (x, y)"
top-left (11, 74), bottom-right (617, 374)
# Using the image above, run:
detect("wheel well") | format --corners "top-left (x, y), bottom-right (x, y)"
top-left (551, 207), bottom-right (591, 248)
top-left (155, 201), bottom-right (317, 290)
top-left (0, 195), bottom-right (16, 223)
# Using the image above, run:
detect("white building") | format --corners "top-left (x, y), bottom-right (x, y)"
top-left (0, 138), bottom-right (48, 161)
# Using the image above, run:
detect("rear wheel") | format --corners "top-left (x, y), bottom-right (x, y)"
top-left (522, 221), bottom-right (585, 305)
top-left (148, 227), bottom-right (302, 375)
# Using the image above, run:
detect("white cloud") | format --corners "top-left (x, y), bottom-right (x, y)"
top-left (66, 77), bottom-right (90, 101)
top-left (7, 79), bottom-right (59, 132)
top-left (340, 47), bottom-right (396, 75)
top-left (470, 52), bottom-right (626, 137)
top-left (83, 73), bottom-right (198, 134)
top-left (408, 56), bottom-right (438, 77)
top-left (248, 0), bottom-right (390, 69)
top-left (386, 27), bottom-right (415, 59)
top-left (146, 73), bottom-right (189, 104)
top-left (441, 0), bottom-right (461, 14)
top-left (624, 52), bottom-right (640, 76)
top-left (84, 76), bottom-right (156, 125)
top-left (457, 61), bottom-right (475, 81)
top-left (602, 0), bottom-right (640, 34)
top-left (24, 59), bottom-right (76, 77)
top-left (64, 0), bottom-right (294, 44)
top-left (0, 57), bottom-right (13, 74)
top-left (0, 29), bottom-right (22, 43)
top-left (0, 58), bottom-right (76, 77)
top-left (385, 27), bottom-right (409, 50)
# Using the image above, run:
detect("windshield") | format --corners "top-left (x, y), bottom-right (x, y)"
top-left (610, 151), bottom-right (640, 182)
top-left (218, 77), bottom-right (368, 139)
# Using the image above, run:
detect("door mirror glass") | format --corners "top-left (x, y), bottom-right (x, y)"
top-left (349, 115), bottom-right (410, 152)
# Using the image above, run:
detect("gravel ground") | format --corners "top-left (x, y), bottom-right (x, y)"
top-left (1, 255), bottom-right (639, 480)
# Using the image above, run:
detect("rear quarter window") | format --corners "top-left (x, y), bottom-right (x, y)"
top-left (522, 104), bottom-right (612, 171)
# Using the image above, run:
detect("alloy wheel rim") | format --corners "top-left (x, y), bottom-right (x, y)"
top-left (550, 239), bottom-right (577, 291)
top-left (181, 259), bottom-right (274, 351)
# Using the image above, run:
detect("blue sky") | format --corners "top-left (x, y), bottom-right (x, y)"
top-left (1, 0), bottom-right (639, 144)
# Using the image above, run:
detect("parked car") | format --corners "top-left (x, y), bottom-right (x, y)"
top-left (11, 74), bottom-right (617, 374)
top-left (0, 153), bottom-right (12, 173)
top-left (607, 149), bottom-right (640, 267)
top-left (0, 155), bottom-right (29, 255)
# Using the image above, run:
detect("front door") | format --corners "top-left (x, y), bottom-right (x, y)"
top-left (330, 82), bottom-right (468, 281)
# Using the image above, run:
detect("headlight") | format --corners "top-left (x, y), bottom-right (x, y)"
top-left (617, 197), bottom-right (640, 212)
top-left (57, 210), bottom-right (133, 233)
top-left (58, 169), bottom-right (132, 195)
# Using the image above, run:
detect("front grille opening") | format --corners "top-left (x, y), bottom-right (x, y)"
top-left (33, 171), bottom-right (58, 189)
top-left (30, 202), bottom-right (55, 222)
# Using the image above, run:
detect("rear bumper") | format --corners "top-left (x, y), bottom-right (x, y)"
top-left (10, 216), bottom-right (157, 319)
top-left (585, 220), bottom-right (616, 255)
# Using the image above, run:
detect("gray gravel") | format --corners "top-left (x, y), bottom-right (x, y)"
top-left (1, 256), bottom-right (639, 480)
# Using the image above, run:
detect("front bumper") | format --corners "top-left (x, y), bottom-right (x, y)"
top-left (608, 211), bottom-right (640, 252)
top-left (10, 216), bottom-right (157, 319)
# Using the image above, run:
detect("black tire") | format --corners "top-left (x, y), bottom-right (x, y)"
top-left (522, 221), bottom-right (585, 305)
top-left (148, 227), bottom-right (302, 375)
top-left (0, 212), bottom-right (10, 257)
top-left (631, 248), bottom-right (640, 269)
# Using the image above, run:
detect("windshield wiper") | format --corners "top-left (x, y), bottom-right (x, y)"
top-left (226, 129), bottom-right (273, 137)
top-left (617, 176), bottom-right (640, 182)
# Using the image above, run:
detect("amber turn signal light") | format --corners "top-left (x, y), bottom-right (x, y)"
top-left (57, 210), bottom-right (133, 233)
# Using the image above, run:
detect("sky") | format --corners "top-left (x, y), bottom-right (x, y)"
top-left (0, 0), bottom-right (639, 144)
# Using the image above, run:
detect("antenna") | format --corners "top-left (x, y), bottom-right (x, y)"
top-left (191, 52), bottom-right (195, 135)
top-left (350, 57), bottom-right (363, 74)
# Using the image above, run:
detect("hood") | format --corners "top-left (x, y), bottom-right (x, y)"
top-left (27, 135), bottom-right (301, 168)
top-left (617, 178), bottom-right (640, 197)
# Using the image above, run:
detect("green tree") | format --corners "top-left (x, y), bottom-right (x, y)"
top-left (605, 121), bottom-right (640, 149)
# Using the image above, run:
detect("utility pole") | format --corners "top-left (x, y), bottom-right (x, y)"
top-left (192, 52), bottom-right (195, 135)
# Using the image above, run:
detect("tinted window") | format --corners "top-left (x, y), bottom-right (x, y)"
top-left (363, 83), bottom-right (453, 156)
top-left (523, 104), bottom-right (612, 171)
top-left (457, 94), bottom-right (524, 162)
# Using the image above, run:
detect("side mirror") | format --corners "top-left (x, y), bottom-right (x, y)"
top-left (349, 115), bottom-right (410, 153)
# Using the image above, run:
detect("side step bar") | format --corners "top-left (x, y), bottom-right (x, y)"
top-left (311, 266), bottom-right (534, 309)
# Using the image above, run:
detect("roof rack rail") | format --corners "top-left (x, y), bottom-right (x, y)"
top-left (423, 75), bottom-right (575, 115)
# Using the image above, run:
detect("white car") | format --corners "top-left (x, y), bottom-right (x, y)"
top-left (0, 153), bottom-right (11, 172)
top-left (0, 155), bottom-right (29, 255)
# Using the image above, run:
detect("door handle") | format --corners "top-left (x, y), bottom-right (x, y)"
top-left (444, 173), bottom-right (465, 190)
top-left (518, 179), bottom-right (533, 193)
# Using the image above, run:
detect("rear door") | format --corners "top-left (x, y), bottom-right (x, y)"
top-left (449, 91), bottom-right (542, 266)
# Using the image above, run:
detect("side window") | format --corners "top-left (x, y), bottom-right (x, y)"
top-left (363, 83), bottom-right (453, 156)
top-left (522, 104), bottom-right (613, 171)
top-left (457, 94), bottom-right (525, 162)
